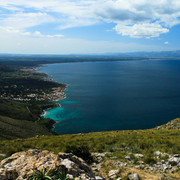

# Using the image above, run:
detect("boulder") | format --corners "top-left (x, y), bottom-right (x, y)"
top-left (114, 161), bottom-right (125, 167)
top-left (0, 149), bottom-right (95, 180)
top-left (108, 169), bottom-right (120, 178)
top-left (168, 157), bottom-right (180, 166)
top-left (128, 173), bottom-right (140, 180)
top-left (95, 176), bottom-right (104, 180)
top-left (134, 154), bottom-right (143, 159)
top-left (154, 151), bottom-right (162, 157)
top-left (125, 155), bottom-right (131, 161)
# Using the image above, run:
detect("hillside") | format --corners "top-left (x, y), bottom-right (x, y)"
top-left (0, 115), bottom-right (54, 140)
top-left (0, 119), bottom-right (180, 179)
top-left (0, 63), bottom-right (65, 139)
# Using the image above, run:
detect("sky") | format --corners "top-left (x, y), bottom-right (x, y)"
top-left (0, 0), bottom-right (180, 54)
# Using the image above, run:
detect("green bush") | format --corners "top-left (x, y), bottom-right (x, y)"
top-left (65, 144), bottom-right (94, 164)
top-left (28, 168), bottom-right (52, 180)
top-left (144, 155), bottom-right (157, 165)
top-left (27, 165), bottom-right (69, 180)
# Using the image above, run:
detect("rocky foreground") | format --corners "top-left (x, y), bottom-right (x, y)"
top-left (0, 119), bottom-right (180, 180)
top-left (0, 149), bottom-right (97, 180)
top-left (92, 151), bottom-right (180, 179)
top-left (0, 149), bottom-right (180, 180)
top-left (0, 149), bottom-right (95, 180)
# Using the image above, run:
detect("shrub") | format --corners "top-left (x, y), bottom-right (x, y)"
top-left (65, 144), bottom-right (94, 164)
top-left (27, 168), bottom-right (52, 180)
top-left (27, 165), bottom-right (69, 180)
top-left (144, 155), bottom-right (157, 165)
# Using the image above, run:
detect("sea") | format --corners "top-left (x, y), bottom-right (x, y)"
top-left (39, 59), bottom-right (180, 134)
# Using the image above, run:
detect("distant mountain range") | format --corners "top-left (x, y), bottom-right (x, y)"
top-left (104, 50), bottom-right (180, 58)
top-left (1, 50), bottom-right (180, 58)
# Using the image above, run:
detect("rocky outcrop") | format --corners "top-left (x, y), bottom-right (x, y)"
top-left (113, 151), bottom-right (180, 173)
top-left (108, 169), bottom-right (120, 178)
top-left (155, 118), bottom-right (180, 130)
top-left (128, 173), bottom-right (140, 180)
top-left (0, 149), bottom-right (179, 180)
top-left (0, 149), bottom-right (96, 180)
top-left (152, 151), bottom-right (180, 172)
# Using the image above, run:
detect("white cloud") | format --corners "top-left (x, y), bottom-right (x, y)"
top-left (164, 41), bottom-right (169, 45)
top-left (2, 12), bottom-right (55, 30)
top-left (114, 23), bottom-right (169, 38)
top-left (0, 28), bottom-right (174, 54)
top-left (94, 0), bottom-right (180, 37)
top-left (34, 31), bottom-right (64, 38)
top-left (46, 34), bottom-right (64, 38)
top-left (0, 27), bottom-right (63, 40)
top-left (0, 0), bottom-right (180, 39)
top-left (0, 26), bottom-right (31, 36)
top-left (34, 31), bottom-right (43, 37)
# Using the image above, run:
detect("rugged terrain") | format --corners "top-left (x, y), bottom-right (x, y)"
top-left (0, 119), bottom-right (180, 179)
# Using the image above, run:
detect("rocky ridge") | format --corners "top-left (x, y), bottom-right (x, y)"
top-left (155, 118), bottom-right (180, 130)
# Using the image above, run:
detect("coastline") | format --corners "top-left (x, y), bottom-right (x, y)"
top-left (35, 66), bottom-right (67, 132)
top-left (36, 61), bottom-right (180, 135)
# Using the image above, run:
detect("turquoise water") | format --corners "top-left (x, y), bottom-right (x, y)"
top-left (39, 60), bottom-right (180, 134)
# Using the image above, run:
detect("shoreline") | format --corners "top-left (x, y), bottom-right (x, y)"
top-left (36, 66), bottom-right (67, 131)
top-left (36, 62), bottom-right (180, 135)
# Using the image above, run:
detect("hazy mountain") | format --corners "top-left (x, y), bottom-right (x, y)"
top-left (104, 50), bottom-right (180, 58)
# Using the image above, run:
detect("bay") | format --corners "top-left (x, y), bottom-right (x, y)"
top-left (39, 60), bottom-right (180, 134)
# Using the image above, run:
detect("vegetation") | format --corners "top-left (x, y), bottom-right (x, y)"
top-left (28, 168), bottom-right (52, 180)
top-left (0, 123), bottom-right (180, 178)
top-left (0, 93), bottom-right (58, 140)
top-left (0, 64), bottom-right (65, 101)
top-left (0, 115), bottom-right (54, 140)
top-left (0, 127), bottom-right (179, 158)
top-left (0, 62), bottom-right (65, 139)
top-left (28, 166), bottom-right (69, 180)
top-left (65, 144), bottom-right (94, 164)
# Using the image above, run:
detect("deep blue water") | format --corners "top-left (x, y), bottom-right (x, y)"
top-left (39, 60), bottom-right (180, 134)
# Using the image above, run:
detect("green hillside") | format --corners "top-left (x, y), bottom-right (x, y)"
top-left (0, 121), bottom-right (180, 179)
top-left (0, 62), bottom-right (65, 140)
top-left (0, 115), bottom-right (53, 140)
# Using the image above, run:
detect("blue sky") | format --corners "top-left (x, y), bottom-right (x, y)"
top-left (0, 0), bottom-right (180, 54)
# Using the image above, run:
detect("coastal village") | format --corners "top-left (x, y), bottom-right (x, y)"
top-left (0, 67), bottom-right (66, 102)
top-left (0, 85), bottom-right (65, 101)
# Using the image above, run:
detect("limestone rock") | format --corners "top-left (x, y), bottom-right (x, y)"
top-left (116, 178), bottom-right (122, 180)
top-left (108, 169), bottom-right (119, 178)
top-left (125, 155), bottom-right (131, 161)
top-left (91, 152), bottom-right (111, 162)
top-left (168, 157), bottom-right (180, 166)
top-left (134, 154), bottom-right (143, 159)
top-left (0, 149), bottom-right (95, 180)
top-left (155, 118), bottom-right (180, 130)
top-left (95, 176), bottom-right (104, 180)
top-left (114, 161), bottom-right (124, 167)
top-left (128, 173), bottom-right (140, 180)
top-left (154, 151), bottom-right (162, 157)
